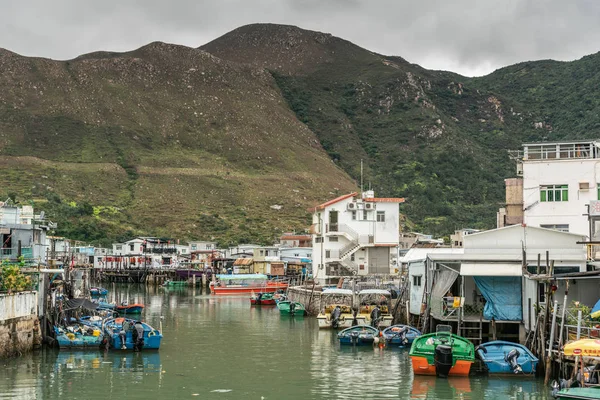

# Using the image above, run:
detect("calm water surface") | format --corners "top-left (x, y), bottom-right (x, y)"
top-left (0, 285), bottom-right (552, 399)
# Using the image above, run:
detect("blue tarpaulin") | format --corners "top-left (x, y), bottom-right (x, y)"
top-left (473, 276), bottom-right (522, 321)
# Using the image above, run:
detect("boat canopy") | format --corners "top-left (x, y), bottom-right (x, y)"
top-left (358, 289), bottom-right (391, 296)
top-left (216, 274), bottom-right (267, 280)
top-left (322, 288), bottom-right (353, 295)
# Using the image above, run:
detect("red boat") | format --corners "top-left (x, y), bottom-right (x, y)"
top-left (250, 292), bottom-right (277, 305)
top-left (210, 274), bottom-right (288, 295)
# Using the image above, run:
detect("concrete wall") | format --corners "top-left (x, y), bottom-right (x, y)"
top-left (0, 292), bottom-right (39, 358)
top-left (523, 159), bottom-right (599, 236)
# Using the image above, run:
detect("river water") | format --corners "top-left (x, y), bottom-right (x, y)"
top-left (0, 284), bottom-right (552, 399)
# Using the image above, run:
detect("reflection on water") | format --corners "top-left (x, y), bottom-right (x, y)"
top-left (0, 284), bottom-right (553, 399)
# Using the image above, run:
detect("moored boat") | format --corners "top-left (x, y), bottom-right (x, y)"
top-left (357, 289), bottom-right (394, 328)
top-left (317, 288), bottom-right (355, 329)
top-left (54, 324), bottom-right (104, 349)
top-left (90, 287), bottom-right (109, 297)
top-left (103, 317), bottom-right (162, 351)
top-left (409, 325), bottom-right (475, 377)
top-left (383, 324), bottom-right (422, 348)
top-left (250, 292), bottom-right (276, 305)
top-left (277, 300), bottom-right (305, 317)
top-left (116, 302), bottom-right (145, 314)
top-left (210, 274), bottom-right (288, 295)
top-left (162, 279), bottom-right (188, 287)
top-left (476, 340), bottom-right (538, 374)
top-left (338, 325), bottom-right (380, 346)
top-left (552, 387), bottom-right (600, 399)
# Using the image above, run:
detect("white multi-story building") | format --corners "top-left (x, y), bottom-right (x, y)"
top-left (514, 140), bottom-right (600, 237)
top-left (309, 190), bottom-right (404, 284)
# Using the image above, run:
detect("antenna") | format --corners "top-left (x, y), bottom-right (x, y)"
top-left (360, 159), bottom-right (363, 194)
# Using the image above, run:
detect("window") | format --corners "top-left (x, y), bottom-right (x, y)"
top-left (129, 244), bottom-right (134, 251)
top-left (413, 275), bottom-right (422, 287)
top-left (116, 245), bottom-right (122, 251)
top-left (329, 237), bottom-right (338, 242)
top-left (191, 244), bottom-right (197, 250)
top-left (454, 241), bottom-right (459, 246)
top-left (325, 250), bottom-right (331, 258)
top-left (294, 253), bottom-right (299, 257)
top-left (540, 184), bottom-right (568, 202)
top-left (376, 211), bottom-right (385, 222)
top-left (260, 250), bottom-right (264, 256)
top-left (351, 210), bottom-right (357, 220)
top-left (265, 250), bottom-right (270, 256)
top-left (315, 237), bottom-right (323, 243)
top-left (206, 244), bottom-right (212, 249)
top-left (540, 224), bottom-right (570, 232)
top-left (350, 253), bottom-right (355, 261)
top-left (363, 210), bottom-right (368, 220)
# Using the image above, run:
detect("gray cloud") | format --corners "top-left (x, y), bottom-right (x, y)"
top-left (1, 0), bottom-right (599, 76)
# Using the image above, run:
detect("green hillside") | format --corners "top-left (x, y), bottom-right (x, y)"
top-left (2, 23), bottom-right (599, 244)
top-left (204, 24), bottom-right (600, 236)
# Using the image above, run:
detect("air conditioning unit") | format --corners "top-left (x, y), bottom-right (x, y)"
top-left (365, 203), bottom-right (374, 210)
top-left (347, 202), bottom-right (356, 210)
top-left (516, 163), bottom-right (523, 176)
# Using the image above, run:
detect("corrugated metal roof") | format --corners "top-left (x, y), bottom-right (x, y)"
top-left (233, 258), bottom-right (254, 266)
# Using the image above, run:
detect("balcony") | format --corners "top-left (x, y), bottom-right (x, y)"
top-left (510, 140), bottom-right (600, 162)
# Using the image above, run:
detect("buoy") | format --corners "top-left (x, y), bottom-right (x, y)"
top-left (374, 337), bottom-right (380, 344)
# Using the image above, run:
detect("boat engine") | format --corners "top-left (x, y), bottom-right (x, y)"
top-left (504, 349), bottom-right (522, 374)
top-left (331, 307), bottom-right (342, 329)
top-left (370, 307), bottom-right (381, 328)
top-left (350, 331), bottom-right (360, 345)
top-left (396, 327), bottom-right (409, 345)
top-left (434, 344), bottom-right (453, 378)
top-left (290, 302), bottom-right (296, 315)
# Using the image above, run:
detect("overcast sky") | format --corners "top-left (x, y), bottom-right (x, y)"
top-left (2, 0), bottom-right (600, 76)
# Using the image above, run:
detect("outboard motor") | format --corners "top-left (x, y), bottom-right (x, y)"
top-left (505, 349), bottom-right (522, 374)
top-left (370, 307), bottom-right (381, 328)
top-left (331, 307), bottom-right (342, 329)
top-left (289, 302), bottom-right (296, 316)
top-left (397, 327), bottom-right (409, 345)
top-left (350, 331), bottom-right (360, 345)
top-left (256, 293), bottom-right (262, 305)
top-left (119, 330), bottom-right (127, 350)
top-left (434, 344), bottom-right (453, 378)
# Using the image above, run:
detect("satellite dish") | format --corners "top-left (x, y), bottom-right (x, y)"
top-left (39, 211), bottom-right (45, 220)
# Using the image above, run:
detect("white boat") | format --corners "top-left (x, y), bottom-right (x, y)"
top-left (316, 288), bottom-right (355, 329)
top-left (357, 289), bottom-right (394, 328)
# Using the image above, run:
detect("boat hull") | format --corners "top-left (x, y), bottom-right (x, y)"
top-left (317, 316), bottom-right (353, 329)
top-left (555, 387), bottom-right (600, 399)
top-left (211, 283), bottom-right (288, 295)
top-left (476, 340), bottom-right (539, 374)
top-left (410, 355), bottom-right (472, 376)
top-left (383, 325), bottom-right (422, 347)
top-left (175, 269), bottom-right (205, 279)
top-left (116, 305), bottom-right (144, 314)
top-left (250, 298), bottom-right (276, 305)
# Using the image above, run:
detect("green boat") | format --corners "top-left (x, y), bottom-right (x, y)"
top-left (409, 325), bottom-right (475, 377)
top-left (277, 301), bottom-right (305, 317)
top-left (162, 280), bottom-right (188, 287)
top-left (554, 387), bottom-right (600, 399)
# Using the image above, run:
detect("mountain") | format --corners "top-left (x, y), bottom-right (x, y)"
top-left (2, 23), bottom-right (599, 245)
top-left (0, 42), bottom-right (357, 246)
top-left (203, 24), bottom-right (600, 236)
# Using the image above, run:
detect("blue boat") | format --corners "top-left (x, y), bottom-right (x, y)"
top-left (476, 340), bottom-right (539, 374)
top-left (103, 317), bottom-right (163, 350)
top-left (54, 324), bottom-right (105, 349)
top-left (382, 324), bottom-right (422, 347)
top-left (338, 325), bottom-right (380, 346)
top-left (90, 287), bottom-right (109, 297)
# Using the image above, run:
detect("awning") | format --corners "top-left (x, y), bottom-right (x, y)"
top-left (461, 263), bottom-right (522, 276)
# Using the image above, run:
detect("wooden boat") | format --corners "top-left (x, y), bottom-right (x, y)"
top-left (409, 325), bottom-right (475, 377)
top-left (356, 289), bottom-right (394, 328)
top-left (116, 303), bottom-right (145, 314)
top-left (210, 274), bottom-right (288, 295)
top-left (317, 288), bottom-right (355, 329)
top-left (476, 340), bottom-right (538, 374)
top-left (103, 317), bottom-right (162, 350)
top-left (277, 300), bottom-right (305, 317)
top-left (90, 287), bottom-right (108, 297)
top-left (250, 292), bottom-right (276, 305)
top-left (338, 325), bottom-right (380, 346)
top-left (54, 324), bottom-right (104, 349)
top-left (552, 387), bottom-right (600, 399)
top-left (382, 324), bottom-right (422, 348)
